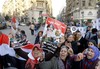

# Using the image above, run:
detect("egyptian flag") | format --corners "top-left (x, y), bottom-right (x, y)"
top-left (15, 44), bottom-right (34, 60)
top-left (0, 33), bottom-right (10, 56)
top-left (21, 44), bottom-right (34, 53)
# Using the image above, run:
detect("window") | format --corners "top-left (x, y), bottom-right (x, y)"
top-left (89, 0), bottom-right (92, 6)
top-left (37, 2), bottom-right (43, 8)
top-left (82, 1), bottom-right (85, 6)
top-left (88, 11), bottom-right (93, 15)
top-left (77, 2), bottom-right (79, 6)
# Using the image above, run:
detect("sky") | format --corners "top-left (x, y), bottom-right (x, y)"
top-left (0, 0), bottom-right (66, 17)
top-left (52, 0), bottom-right (66, 17)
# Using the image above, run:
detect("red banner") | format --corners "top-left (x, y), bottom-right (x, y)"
top-left (43, 17), bottom-right (67, 42)
top-left (46, 18), bottom-right (67, 34)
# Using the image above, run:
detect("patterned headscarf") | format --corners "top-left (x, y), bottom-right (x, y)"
top-left (89, 46), bottom-right (100, 61)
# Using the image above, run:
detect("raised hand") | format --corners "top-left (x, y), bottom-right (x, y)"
top-left (76, 53), bottom-right (84, 61)
top-left (68, 47), bottom-right (74, 56)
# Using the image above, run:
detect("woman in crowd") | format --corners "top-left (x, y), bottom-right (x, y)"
top-left (39, 45), bottom-right (74, 69)
top-left (83, 40), bottom-right (98, 57)
top-left (66, 34), bottom-right (78, 54)
top-left (65, 34), bottom-right (80, 69)
top-left (14, 42), bottom-right (58, 69)
top-left (78, 46), bottom-right (100, 69)
top-left (34, 31), bottom-right (43, 44)
top-left (25, 44), bottom-right (43, 69)
top-left (65, 27), bottom-right (72, 39)
top-left (88, 40), bottom-right (97, 47)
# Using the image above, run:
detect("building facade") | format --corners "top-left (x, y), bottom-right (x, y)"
top-left (57, 7), bottom-right (67, 23)
top-left (2, 0), bottom-right (52, 23)
top-left (66, 0), bottom-right (100, 23)
top-left (97, 0), bottom-right (100, 18)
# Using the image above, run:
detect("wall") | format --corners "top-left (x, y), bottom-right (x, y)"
top-left (73, 9), bottom-right (98, 21)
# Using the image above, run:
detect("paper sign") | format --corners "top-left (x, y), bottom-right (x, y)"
top-left (43, 18), bottom-right (67, 42)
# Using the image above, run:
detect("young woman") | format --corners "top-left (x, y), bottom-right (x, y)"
top-left (66, 34), bottom-right (80, 69)
top-left (66, 34), bottom-right (78, 54)
top-left (34, 31), bottom-right (43, 44)
top-left (25, 44), bottom-right (43, 69)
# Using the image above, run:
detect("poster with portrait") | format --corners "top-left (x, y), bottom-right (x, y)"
top-left (43, 17), bottom-right (67, 42)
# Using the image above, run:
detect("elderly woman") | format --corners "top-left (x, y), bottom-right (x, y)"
top-left (77, 46), bottom-right (100, 69)
top-left (39, 45), bottom-right (75, 69)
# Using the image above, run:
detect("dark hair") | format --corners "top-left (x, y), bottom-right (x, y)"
top-left (21, 30), bottom-right (26, 35)
top-left (37, 31), bottom-right (43, 36)
top-left (67, 34), bottom-right (73, 38)
top-left (92, 28), bottom-right (97, 33)
top-left (88, 40), bottom-right (97, 46)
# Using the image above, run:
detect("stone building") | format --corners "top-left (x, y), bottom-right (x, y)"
top-left (66, 0), bottom-right (100, 23)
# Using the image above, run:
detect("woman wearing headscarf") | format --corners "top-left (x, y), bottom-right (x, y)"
top-left (77, 46), bottom-right (100, 69)
top-left (14, 42), bottom-right (58, 69)
top-left (25, 44), bottom-right (43, 69)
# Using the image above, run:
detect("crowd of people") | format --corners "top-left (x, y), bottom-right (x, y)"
top-left (0, 17), bottom-right (100, 69)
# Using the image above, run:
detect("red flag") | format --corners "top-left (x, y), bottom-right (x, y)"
top-left (0, 34), bottom-right (9, 45)
top-left (22, 44), bottom-right (34, 49)
top-left (21, 44), bottom-right (34, 53)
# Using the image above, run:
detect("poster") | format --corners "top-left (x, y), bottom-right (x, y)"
top-left (71, 26), bottom-right (86, 37)
top-left (43, 17), bottom-right (67, 42)
top-left (92, 18), bottom-right (100, 30)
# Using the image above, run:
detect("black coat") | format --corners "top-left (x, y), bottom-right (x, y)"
top-left (71, 41), bottom-right (78, 54)
top-left (34, 36), bottom-right (40, 44)
top-left (77, 37), bottom-right (88, 53)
